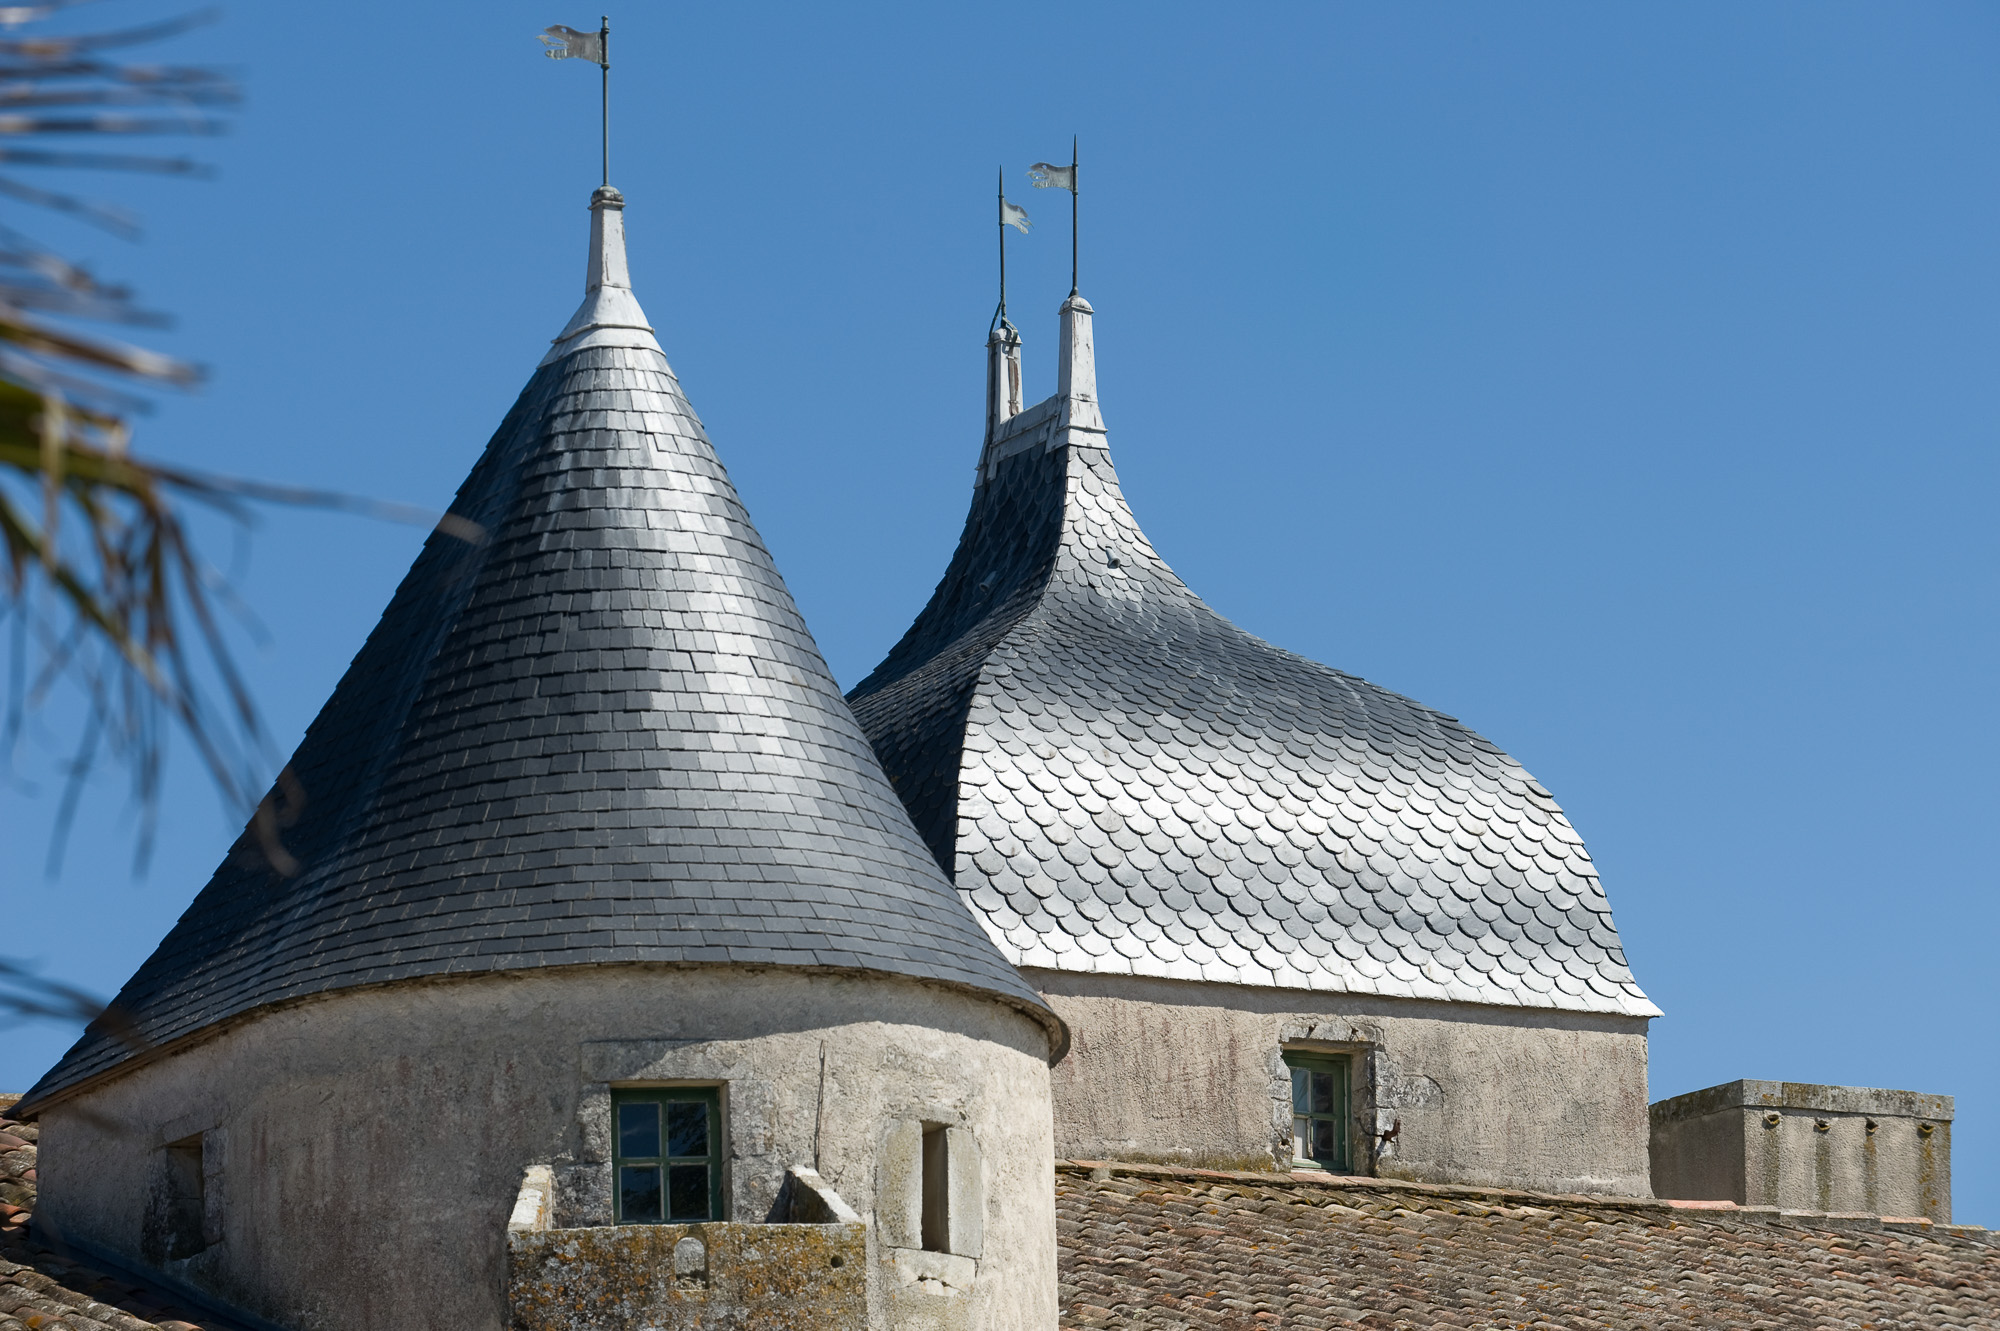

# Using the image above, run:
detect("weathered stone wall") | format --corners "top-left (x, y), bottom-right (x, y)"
top-left (1032, 968), bottom-right (1652, 1196)
top-left (33, 964), bottom-right (1057, 1331)
top-left (508, 1222), bottom-right (867, 1330)
top-left (1649, 1080), bottom-right (1953, 1221)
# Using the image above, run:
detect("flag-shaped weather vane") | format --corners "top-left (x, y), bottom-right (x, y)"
top-left (1028, 137), bottom-right (1080, 296)
top-left (996, 167), bottom-right (1031, 333)
top-left (540, 17), bottom-right (611, 186)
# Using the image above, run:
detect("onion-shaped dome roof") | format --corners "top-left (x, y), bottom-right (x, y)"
top-left (849, 295), bottom-right (1657, 1019)
top-left (22, 188), bottom-right (1061, 1113)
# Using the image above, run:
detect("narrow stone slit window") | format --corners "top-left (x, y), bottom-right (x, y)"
top-left (920, 1124), bottom-right (949, 1252)
top-left (883, 1120), bottom-right (984, 1260)
top-left (1285, 1052), bottom-right (1351, 1172)
top-left (920, 1127), bottom-right (952, 1247)
top-left (163, 1135), bottom-right (206, 1259)
top-left (612, 1087), bottom-right (724, 1222)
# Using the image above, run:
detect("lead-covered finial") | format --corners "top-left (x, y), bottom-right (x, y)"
top-left (1055, 292), bottom-right (1102, 441)
top-left (987, 319), bottom-right (1023, 446)
top-left (542, 184), bottom-right (659, 366)
top-left (585, 185), bottom-right (626, 290)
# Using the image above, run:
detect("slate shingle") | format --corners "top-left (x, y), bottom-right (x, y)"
top-left (24, 286), bottom-right (1058, 1111)
top-left (849, 348), bottom-right (1657, 1018)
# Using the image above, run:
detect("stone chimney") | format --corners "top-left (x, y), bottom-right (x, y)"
top-left (1650, 1081), bottom-right (1952, 1221)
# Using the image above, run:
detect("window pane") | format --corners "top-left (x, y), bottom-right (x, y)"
top-left (667, 1100), bottom-right (709, 1159)
top-left (1293, 1115), bottom-right (1310, 1156)
top-left (1311, 1071), bottom-right (1334, 1114)
top-left (1312, 1117), bottom-right (1337, 1163)
top-left (619, 1102), bottom-right (661, 1160)
top-left (620, 1165), bottom-right (662, 1221)
top-left (1291, 1068), bottom-right (1309, 1113)
top-left (669, 1164), bottom-right (710, 1220)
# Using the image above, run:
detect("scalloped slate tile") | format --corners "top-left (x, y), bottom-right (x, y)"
top-left (850, 329), bottom-right (1656, 1020)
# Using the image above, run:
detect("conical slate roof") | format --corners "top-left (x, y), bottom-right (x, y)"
top-left (24, 187), bottom-right (1059, 1111)
top-left (849, 294), bottom-right (1658, 1019)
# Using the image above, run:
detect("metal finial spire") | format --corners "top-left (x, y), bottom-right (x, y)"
top-left (1028, 142), bottom-right (1080, 295)
top-left (997, 164), bottom-right (1007, 328)
top-left (994, 168), bottom-right (1031, 335)
top-left (538, 16), bottom-right (612, 185)
top-left (1070, 134), bottom-right (1079, 297)
top-left (599, 16), bottom-right (610, 186)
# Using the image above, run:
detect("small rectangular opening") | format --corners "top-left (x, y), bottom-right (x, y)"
top-left (920, 1124), bottom-right (948, 1253)
top-left (164, 1135), bottom-right (206, 1259)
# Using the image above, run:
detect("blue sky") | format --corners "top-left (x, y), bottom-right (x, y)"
top-left (4, 3), bottom-right (1996, 1221)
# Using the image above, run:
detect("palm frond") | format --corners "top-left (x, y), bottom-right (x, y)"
top-left (0, 7), bottom-right (478, 886)
top-left (0, 4), bottom-right (247, 871)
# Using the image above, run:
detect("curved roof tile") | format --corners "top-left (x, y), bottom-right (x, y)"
top-left (849, 297), bottom-right (1657, 1019)
top-left (23, 190), bottom-right (1060, 1111)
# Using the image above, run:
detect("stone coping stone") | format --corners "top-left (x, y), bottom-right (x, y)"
top-left (1650, 1079), bottom-right (1953, 1122)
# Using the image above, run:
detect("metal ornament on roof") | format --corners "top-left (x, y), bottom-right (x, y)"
top-left (993, 167), bottom-right (1030, 342)
top-left (540, 17), bottom-right (611, 186)
top-left (539, 23), bottom-right (606, 62)
top-left (1028, 137), bottom-right (1079, 294)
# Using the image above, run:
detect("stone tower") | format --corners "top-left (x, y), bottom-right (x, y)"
top-left (19, 188), bottom-right (1065, 1331)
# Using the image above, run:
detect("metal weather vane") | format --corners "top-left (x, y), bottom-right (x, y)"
top-left (1028, 137), bottom-right (1079, 296)
top-left (539, 17), bottom-right (612, 186)
top-left (995, 167), bottom-right (1031, 333)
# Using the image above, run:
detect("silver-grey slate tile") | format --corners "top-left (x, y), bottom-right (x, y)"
top-left (848, 315), bottom-right (1657, 1021)
top-left (25, 279), bottom-right (1063, 1110)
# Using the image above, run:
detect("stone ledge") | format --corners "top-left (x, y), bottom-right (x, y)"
top-left (1650, 1079), bottom-right (1953, 1122)
top-left (887, 1246), bottom-right (976, 1292)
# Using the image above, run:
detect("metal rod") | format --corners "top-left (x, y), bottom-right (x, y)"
top-left (813, 1041), bottom-right (827, 1172)
top-left (600, 16), bottom-right (610, 186)
top-left (1070, 134), bottom-right (1078, 296)
top-left (997, 164), bottom-right (1006, 324)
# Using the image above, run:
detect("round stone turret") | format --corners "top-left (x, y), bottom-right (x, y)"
top-left (22, 189), bottom-right (1063, 1331)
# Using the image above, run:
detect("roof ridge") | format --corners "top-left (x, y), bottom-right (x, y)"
top-left (1055, 1161), bottom-right (1996, 1241)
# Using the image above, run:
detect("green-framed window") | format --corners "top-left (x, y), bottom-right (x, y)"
top-left (1284, 1052), bottom-right (1350, 1172)
top-left (611, 1087), bottom-right (724, 1222)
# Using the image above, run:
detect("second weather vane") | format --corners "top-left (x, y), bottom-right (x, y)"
top-left (996, 139), bottom-right (1082, 331)
top-left (540, 17), bottom-right (612, 187)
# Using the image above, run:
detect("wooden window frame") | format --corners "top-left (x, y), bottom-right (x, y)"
top-left (1284, 1051), bottom-right (1351, 1172)
top-left (610, 1086), bottom-right (725, 1223)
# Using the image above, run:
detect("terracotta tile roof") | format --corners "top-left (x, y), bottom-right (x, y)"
top-left (1056, 1161), bottom-right (2000, 1330)
top-left (0, 1101), bottom-right (241, 1331)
